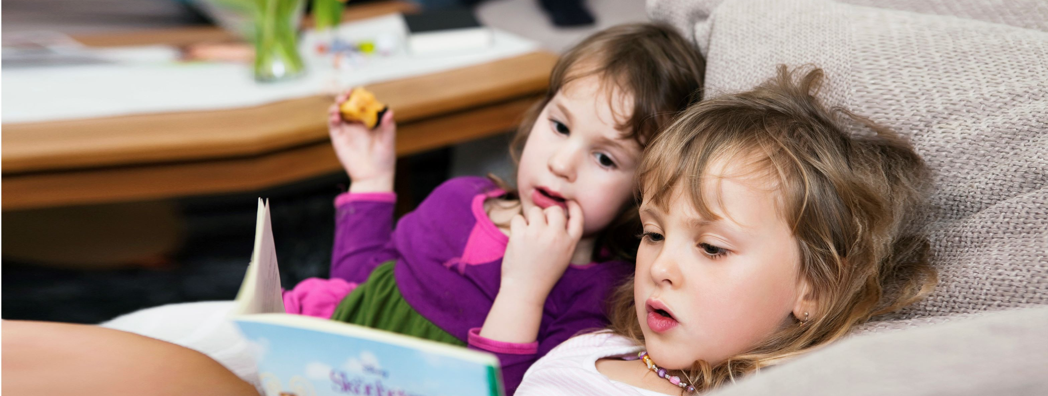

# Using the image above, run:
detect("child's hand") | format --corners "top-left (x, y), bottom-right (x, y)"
top-left (328, 91), bottom-right (396, 193)
top-left (478, 202), bottom-right (583, 344)
top-left (500, 202), bottom-right (585, 307)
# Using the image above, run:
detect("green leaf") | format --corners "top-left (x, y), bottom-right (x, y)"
top-left (312, 0), bottom-right (345, 30)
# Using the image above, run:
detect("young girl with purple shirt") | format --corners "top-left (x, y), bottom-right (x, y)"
top-left (281, 23), bottom-right (706, 394)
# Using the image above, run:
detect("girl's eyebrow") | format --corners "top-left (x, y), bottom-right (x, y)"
top-left (644, 205), bottom-right (726, 229)
top-left (701, 216), bottom-right (753, 241)
top-left (552, 101), bottom-right (575, 125)
top-left (595, 133), bottom-right (636, 156)
top-left (639, 206), bottom-right (665, 221)
top-left (645, 203), bottom-right (752, 241)
top-left (687, 217), bottom-right (715, 228)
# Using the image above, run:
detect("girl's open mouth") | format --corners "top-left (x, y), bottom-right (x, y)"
top-left (531, 187), bottom-right (569, 211)
top-left (646, 300), bottom-right (679, 333)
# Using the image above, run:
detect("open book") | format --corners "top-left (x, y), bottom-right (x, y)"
top-left (232, 199), bottom-right (504, 396)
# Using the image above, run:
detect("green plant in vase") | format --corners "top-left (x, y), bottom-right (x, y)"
top-left (254, 0), bottom-right (307, 82)
top-left (313, 0), bottom-right (347, 31)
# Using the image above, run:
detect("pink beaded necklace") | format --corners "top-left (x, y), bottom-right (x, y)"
top-left (637, 351), bottom-right (696, 393)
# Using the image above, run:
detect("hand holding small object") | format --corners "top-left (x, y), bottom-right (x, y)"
top-left (328, 88), bottom-right (396, 193)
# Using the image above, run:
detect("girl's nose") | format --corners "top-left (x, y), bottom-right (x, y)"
top-left (649, 247), bottom-right (683, 287)
top-left (548, 144), bottom-right (579, 182)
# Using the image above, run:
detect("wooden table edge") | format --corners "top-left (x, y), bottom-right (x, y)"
top-left (2, 51), bottom-right (558, 174)
top-left (2, 95), bottom-right (539, 211)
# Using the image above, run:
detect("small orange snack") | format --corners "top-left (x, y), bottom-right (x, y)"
top-left (339, 88), bottom-right (388, 129)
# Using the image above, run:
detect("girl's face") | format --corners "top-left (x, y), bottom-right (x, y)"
top-left (517, 74), bottom-right (642, 236)
top-left (634, 158), bottom-right (812, 369)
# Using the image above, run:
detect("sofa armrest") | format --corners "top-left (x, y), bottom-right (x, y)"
top-left (709, 306), bottom-right (1048, 396)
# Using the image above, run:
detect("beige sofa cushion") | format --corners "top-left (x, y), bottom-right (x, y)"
top-left (837, 0), bottom-right (1048, 32)
top-left (648, 0), bottom-right (1048, 45)
top-left (707, 306), bottom-right (1048, 396)
top-left (648, 0), bottom-right (1048, 321)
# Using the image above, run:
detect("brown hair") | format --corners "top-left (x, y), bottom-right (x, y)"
top-left (496, 23), bottom-right (706, 261)
top-left (608, 66), bottom-right (937, 392)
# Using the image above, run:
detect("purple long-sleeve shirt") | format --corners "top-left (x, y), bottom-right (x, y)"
top-left (329, 176), bottom-right (633, 395)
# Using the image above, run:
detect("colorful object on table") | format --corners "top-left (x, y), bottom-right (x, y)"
top-left (338, 88), bottom-right (388, 128)
top-left (253, 0), bottom-right (306, 82)
top-left (375, 33), bottom-right (398, 55)
top-left (358, 41), bottom-right (376, 54)
top-left (331, 51), bottom-right (363, 71)
top-left (314, 37), bottom-right (393, 56)
top-left (317, 35), bottom-right (397, 72)
top-left (331, 38), bottom-right (367, 53)
top-left (638, 351), bottom-right (696, 393)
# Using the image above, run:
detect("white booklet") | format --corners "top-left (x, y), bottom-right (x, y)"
top-left (232, 198), bottom-right (286, 315)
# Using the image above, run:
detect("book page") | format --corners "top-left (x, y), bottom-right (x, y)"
top-left (235, 314), bottom-right (504, 396)
top-left (232, 199), bottom-right (286, 315)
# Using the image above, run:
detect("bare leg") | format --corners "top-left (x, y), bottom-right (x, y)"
top-left (3, 320), bottom-right (258, 396)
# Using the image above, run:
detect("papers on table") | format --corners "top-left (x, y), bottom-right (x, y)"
top-left (1, 14), bottom-right (539, 124)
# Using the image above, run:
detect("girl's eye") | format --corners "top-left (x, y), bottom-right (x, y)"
top-left (551, 120), bottom-right (570, 135)
top-left (639, 232), bottom-right (664, 243)
top-left (699, 243), bottom-right (728, 258)
top-left (595, 153), bottom-right (617, 168)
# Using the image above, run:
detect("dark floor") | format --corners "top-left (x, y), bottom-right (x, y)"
top-left (2, 148), bottom-right (452, 324)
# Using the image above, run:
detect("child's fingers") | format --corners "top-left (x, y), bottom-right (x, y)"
top-left (328, 103), bottom-right (351, 129)
top-left (526, 206), bottom-right (546, 227)
top-left (509, 214), bottom-right (527, 235)
top-left (377, 110), bottom-right (396, 142)
top-left (379, 109), bottom-right (395, 129)
top-left (566, 201), bottom-right (584, 239)
top-left (544, 206), bottom-right (566, 231)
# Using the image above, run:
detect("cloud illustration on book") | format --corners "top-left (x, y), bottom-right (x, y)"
top-left (419, 350), bottom-right (447, 368)
top-left (249, 337), bottom-right (271, 363)
top-left (306, 362), bottom-right (334, 380)
top-left (260, 372), bottom-right (317, 396)
top-left (305, 351), bottom-right (388, 381)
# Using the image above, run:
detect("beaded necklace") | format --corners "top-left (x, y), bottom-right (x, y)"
top-left (637, 351), bottom-right (696, 393)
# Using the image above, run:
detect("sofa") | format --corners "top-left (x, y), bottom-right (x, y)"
top-left (647, 0), bottom-right (1048, 394)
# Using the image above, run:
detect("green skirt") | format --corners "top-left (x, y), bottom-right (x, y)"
top-left (329, 261), bottom-right (465, 347)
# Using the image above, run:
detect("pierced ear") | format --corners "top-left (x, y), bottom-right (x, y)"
top-left (792, 278), bottom-right (817, 324)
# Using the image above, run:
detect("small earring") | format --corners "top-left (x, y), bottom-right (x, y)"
top-left (800, 311), bottom-right (809, 326)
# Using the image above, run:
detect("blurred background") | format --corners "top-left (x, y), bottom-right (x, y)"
top-left (1, 0), bottom-right (647, 324)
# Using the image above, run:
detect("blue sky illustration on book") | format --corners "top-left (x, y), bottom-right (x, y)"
top-left (237, 321), bottom-right (495, 396)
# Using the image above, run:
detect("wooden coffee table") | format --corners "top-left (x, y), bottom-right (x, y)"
top-left (2, 2), bottom-right (557, 211)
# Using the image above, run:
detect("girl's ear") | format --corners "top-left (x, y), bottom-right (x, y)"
top-left (792, 277), bottom-right (817, 324)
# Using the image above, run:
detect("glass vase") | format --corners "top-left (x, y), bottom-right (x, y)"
top-left (253, 0), bottom-right (306, 82)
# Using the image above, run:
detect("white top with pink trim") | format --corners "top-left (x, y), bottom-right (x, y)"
top-left (516, 331), bottom-right (672, 396)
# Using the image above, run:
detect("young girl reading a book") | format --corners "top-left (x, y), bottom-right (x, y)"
top-left (3, 23), bottom-right (705, 396)
top-left (514, 66), bottom-right (937, 395)
top-left (279, 23), bottom-right (705, 394)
